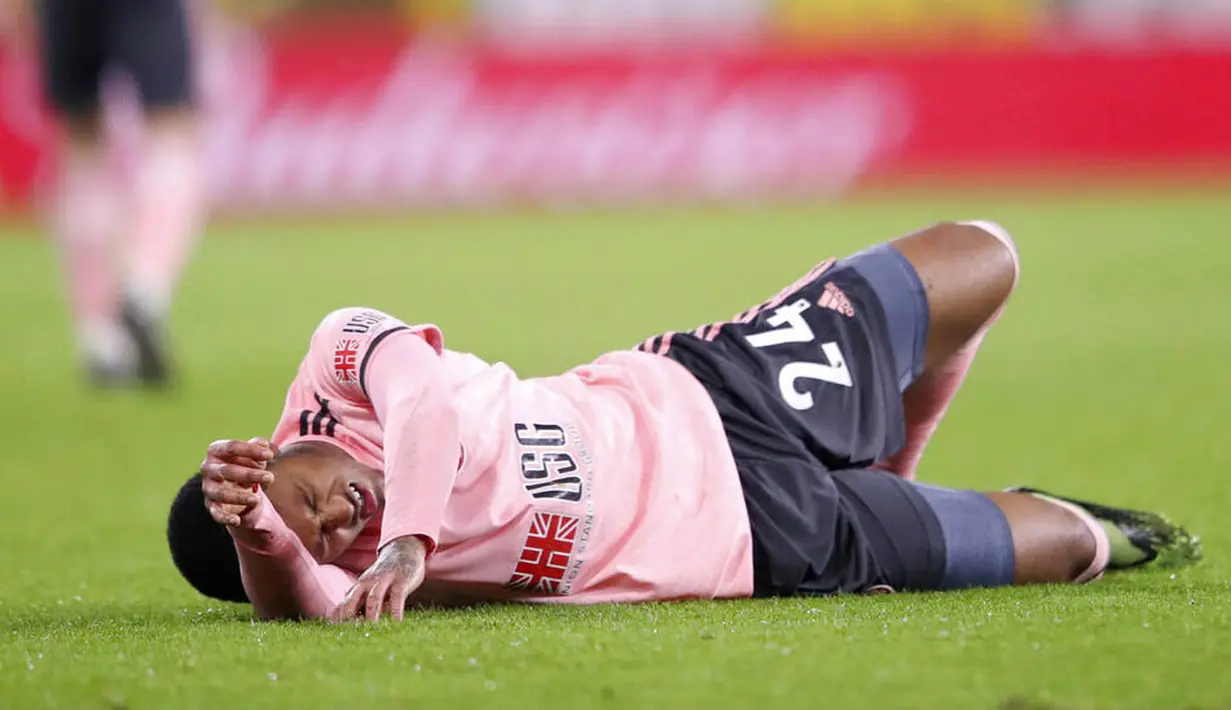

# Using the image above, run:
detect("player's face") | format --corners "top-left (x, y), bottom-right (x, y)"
top-left (263, 453), bottom-right (385, 564)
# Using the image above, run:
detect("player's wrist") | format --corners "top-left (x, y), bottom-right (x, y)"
top-left (380, 535), bottom-right (429, 562)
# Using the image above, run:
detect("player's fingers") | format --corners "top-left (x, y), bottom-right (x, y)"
top-left (341, 587), bottom-right (367, 622)
top-left (207, 439), bottom-right (266, 459)
top-left (199, 461), bottom-right (227, 480)
top-left (328, 598), bottom-right (350, 624)
top-left (201, 462), bottom-right (273, 487)
top-left (332, 583), bottom-right (369, 624)
top-left (206, 503), bottom-right (226, 524)
top-left (207, 439), bottom-right (275, 464)
top-left (207, 503), bottom-right (242, 527)
top-left (364, 579), bottom-right (394, 622)
top-left (201, 461), bottom-right (257, 485)
top-left (326, 596), bottom-right (347, 624)
top-left (246, 438), bottom-right (279, 461)
top-left (204, 485), bottom-right (260, 508)
top-left (387, 581), bottom-right (413, 622)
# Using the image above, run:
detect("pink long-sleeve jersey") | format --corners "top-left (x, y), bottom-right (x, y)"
top-left (246, 307), bottom-right (754, 609)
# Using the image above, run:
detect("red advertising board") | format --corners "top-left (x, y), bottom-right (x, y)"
top-left (3, 26), bottom-right (1230, 212)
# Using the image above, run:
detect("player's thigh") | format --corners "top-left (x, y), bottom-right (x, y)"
top-left (838, 471), bottom-right (1016, 592)
top-left (737, 457), bottom-right (948, 596)
top-left (108, 0), bottom-right (196, 110)
top-left (644, 242), bottom-right (935, 466)
top-left (748, 463), bottom-right (1017, 595)
top-left (833, 241), bottom-right (932, 392)
top-left (36, 0), bottom-right (107, 117)
top-left (723, 247), bottom-right (928, 464)
top-left (714, 222), bottom-right (1018, 400)
top-left (732, 243), bottom-right (929, 395)
top-left (889, 221), bottom-right (1018, 371)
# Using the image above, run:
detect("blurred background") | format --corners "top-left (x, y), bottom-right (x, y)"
top-left (0, 1), bottom-right (1228, 422)
top-left (2, 0), bottom-right (1231, 215)
top-left (0, 0), bottom-right (1228, 445)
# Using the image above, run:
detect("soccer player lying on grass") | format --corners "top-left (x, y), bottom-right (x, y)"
top-left (166, 221), bottom-right (1200, 623)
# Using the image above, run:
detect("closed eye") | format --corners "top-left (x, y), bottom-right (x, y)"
top-left (298, 485), bottom-right (326, 559)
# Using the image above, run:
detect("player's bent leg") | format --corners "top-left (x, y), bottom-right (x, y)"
top-left (889, 220), bottom-right (1019, 371)
top-left (860, 221), bottom-right (1021, 479)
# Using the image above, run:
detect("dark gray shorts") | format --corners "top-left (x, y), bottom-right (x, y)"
top-left (38, 0), bottom-right (195, 116)
top-left (646, 243), bottom-right (1013, 595)
top-left (844, 243), bottom-right (929, 391)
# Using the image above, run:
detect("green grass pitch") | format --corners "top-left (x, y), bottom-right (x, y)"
top-left (0, 186), bottom-right (1228, 709)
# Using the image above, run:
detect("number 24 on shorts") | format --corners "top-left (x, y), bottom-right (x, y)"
top-left (743, 298), bottom-right (853, 411)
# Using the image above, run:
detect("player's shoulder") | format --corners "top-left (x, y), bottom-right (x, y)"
top-left (310, 306), bottom-right (445, 357)
top-left (297, 306), bottom-right (447, 399)
top-left (314, 307), bottom-right (398, 337)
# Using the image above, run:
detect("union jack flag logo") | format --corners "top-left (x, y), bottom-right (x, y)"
top-left (506, 512), bottom-right (580, 595)
top-left (333, 339), bottom-right (361, 383)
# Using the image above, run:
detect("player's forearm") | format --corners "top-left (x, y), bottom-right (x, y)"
top-left (376, 393), bottom-right (459, 549)
top-left (366, 336), bottom-right (460, 550)
top-left (235, 545), bottom-right (353, 620)
top-left (230, 498), bottom-right (354, 620)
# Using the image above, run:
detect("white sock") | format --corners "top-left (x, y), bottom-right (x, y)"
top-left (124, 277), bottom-right (172, 321)
top-left (79, 318), bottom-right (136, 370)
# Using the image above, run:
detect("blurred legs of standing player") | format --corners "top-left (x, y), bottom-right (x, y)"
top-left (37, 0), bottom-right (204, 388)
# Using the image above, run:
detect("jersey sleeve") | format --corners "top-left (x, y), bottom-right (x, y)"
top-left (300, 307), bottom-right (460, 554)
top-left (230, 492), bottom-right (358, 620)
top-left (305, 307), bottom-right (445, 404)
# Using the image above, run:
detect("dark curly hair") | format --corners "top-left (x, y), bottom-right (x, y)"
top-left (166, 473), bottom-right (249, 603)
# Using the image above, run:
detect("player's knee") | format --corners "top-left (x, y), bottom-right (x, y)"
top-left (954, 220), bottom-right (1020, 296)
top-left (894, 220), bottom-right (1019, 318)
top-left (920, 220), bottom-right (1019, 321)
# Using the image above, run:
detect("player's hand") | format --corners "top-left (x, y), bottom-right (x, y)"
top-left (200, 438), bottom-right (278, 527)
top-left (329, 536), bottom-right (427, 624)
